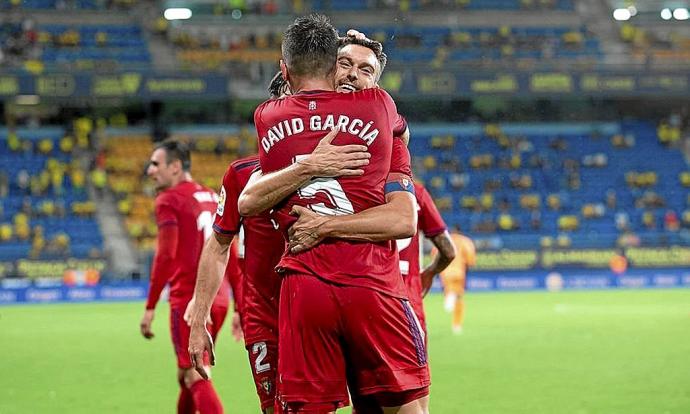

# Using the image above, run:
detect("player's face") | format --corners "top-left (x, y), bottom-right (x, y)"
top-left (335, 44), bottom-right (379, 93)
top-left (147, 148), bottom-right (175, 191)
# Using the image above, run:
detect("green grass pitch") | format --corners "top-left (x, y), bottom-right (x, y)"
top-left (1, 289), bottom-right (689, 413)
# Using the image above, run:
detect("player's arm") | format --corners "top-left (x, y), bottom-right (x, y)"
top-left (187, 231), bottom-right (233, 377)
top-left (140, 204), bottom-right (178, 340)
top-left (238, 128), bottom-right (370, 216)
top-left (421, 231), bottom-right (457, 297)
top-left (289, 134), bottom-right (416, 251)
top-left (288, 188), bottom-right (416, 253)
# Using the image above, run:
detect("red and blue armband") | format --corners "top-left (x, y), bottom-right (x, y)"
top-left (384, 173), bottom-right (415, 195)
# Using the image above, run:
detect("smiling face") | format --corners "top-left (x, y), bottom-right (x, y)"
top-left (334, 44), bottom-right (380, 93)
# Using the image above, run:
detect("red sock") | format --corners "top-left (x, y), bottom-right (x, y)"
top-left (177, 386), bottom-right (195, 414)
top-left (190, 380), bottom-right (224, 414)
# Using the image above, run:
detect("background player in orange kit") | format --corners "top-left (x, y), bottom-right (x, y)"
top-left (441, 229), bottom-right (476, 334)
top-left (139, 140), bottom-right (227, 414)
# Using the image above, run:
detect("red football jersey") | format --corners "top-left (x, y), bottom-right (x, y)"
top-left (398, 182), bottom-right (447, 318)
top-left (147, 181), bottom-right (229, 310)
top-left (213, 156), bottom-right (284, 345)
top-left (255, 88), bottom-right (412, 298)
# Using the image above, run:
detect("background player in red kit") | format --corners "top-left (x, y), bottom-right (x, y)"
top-left (251, 14), bottom-right (429, 413)
top-left (187, 74), bottom-right (372, 413)
top-left (398, 181), bottom-right (457, 331)
top-left (139, 140), bottom-right (227, 414)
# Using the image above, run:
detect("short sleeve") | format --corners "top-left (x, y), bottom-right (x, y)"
top-left (392, 114), bottom-right (408, 138)
top-left (416, 184), bottom-right (447, 237)
top-left (389, 138), bottom-right (412, 177)
top-left (213, 166), bottom-right (242, 236)
top-left (384, 140), bottom-right (414, 195)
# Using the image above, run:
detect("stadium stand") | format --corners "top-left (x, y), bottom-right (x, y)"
top-left (409, 121), bottom-right (690, 250)
top-left (103, 127), bottom-right (256, 251)
top-left (0, 127), bottom-right (103, 261)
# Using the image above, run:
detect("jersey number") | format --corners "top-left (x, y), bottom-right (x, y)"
top-left (197, 211), bottom-right (214, 241)
top-left (294, 155), bottom-right (354, 216)
top-left (252, 342), bottom-right (270, 374)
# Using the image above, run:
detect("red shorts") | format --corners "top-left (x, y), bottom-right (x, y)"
top-left (170, 304), bottom-right (228, 369)
top-left (277, 274), bottom-right (430, 411)
top-left (403, 275), bottom-right (427, 336)
top-left (246, 340), bottom-right (278, 411)
top-left (242, 272), bottom-right (280, 347)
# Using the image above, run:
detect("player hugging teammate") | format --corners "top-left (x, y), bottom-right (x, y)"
top-left (186, 14), bottom-right (457, 414)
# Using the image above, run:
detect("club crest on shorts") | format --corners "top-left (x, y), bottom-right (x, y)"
top-left (261, 378), bottom-right (272, 395)
top-left (308, 101), bottom-right (317, 111)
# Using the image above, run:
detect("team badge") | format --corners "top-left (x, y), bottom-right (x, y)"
top-left (308, 100), bottom-right (317, 111)
top-left (261, 378), bottom-right (272, 395)
top-left (216, 186), bottom-right (226, 216)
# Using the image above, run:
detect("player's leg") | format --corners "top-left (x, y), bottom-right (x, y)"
top-left (177, 369), bottom-right (195, 414)
top-left (246, 340), bottom-right (278, 414)
top-left (208, 303), bottom-right (229, 342)
top-left (278, 273), bottom-right (349, 413)
top-left (183, 367), bottom-right (224, 414)
top-left (451, 276), bottom-right (466, 333)
top-left (242, 278), bottom-right (280, 413)
top-left (170, 307), bottom-right (224, 414)
top-left (441, 274), bottom-right (455, 313)
top-left (341, 287), bottom-right (430, 413)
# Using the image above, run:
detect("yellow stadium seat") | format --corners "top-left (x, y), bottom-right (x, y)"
top-left (558, 215), bottom-right (579, 231)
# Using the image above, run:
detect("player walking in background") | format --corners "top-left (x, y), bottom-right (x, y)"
top-left (442, 229), bottom-right (476, 334)
top-left (250, 14), bottom-right (429, 413)
top-left (139, 140), bottom-right (227, 414)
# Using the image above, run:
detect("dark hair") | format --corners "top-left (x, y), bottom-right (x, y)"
top-left (268, 71), bottom-right (288, 98)
top-left (282, 14), bottom-right (339, 78)
top-left (338, 36), bottom-right (387, 80)
top-left (155, 140), bottom-right (191, 171)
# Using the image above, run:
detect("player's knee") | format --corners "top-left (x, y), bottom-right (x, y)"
top-left (377, 387), bottom-right (429, 413)
top-left (182, 367), bottom-right (209, 388)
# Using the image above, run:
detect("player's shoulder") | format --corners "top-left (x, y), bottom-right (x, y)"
top-left (355, 87), bottom-right (393, 101)
top-left (230, 155), bottom-right (260, 173)
top-left (156, 187), bottom-right (176, 202)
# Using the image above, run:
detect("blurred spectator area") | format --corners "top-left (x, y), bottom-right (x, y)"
top-left (169, 24), bottom-right (599, 72)
top-left (619, 22), bottom-right (690, 68)
top-left (37, 24), bottom-right (149, 70)
top-left (0, 127), bottom-right (103, 261)
top-left (309, 0), bottom-right (575, 11)
top-left (0, 13), bottom-right (149, 71)
top-left (104, 127), bottom-right (257, 251)
top-left (408, 121), bottom-right (690, 251)
top-left (0, 0), bottom-right (137, 10)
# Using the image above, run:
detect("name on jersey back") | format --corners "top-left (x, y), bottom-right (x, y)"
top-left (261, 114), bottom-right (380, 154)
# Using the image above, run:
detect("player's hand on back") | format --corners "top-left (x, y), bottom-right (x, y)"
top-left (189, 323), bottom-right (215, 380)
top-left (288, 205), bottom-right (331, 254)
top-left (139, 309), bottom-right (155, 339)
top-left (298, 128), bottom-right (370, 178)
